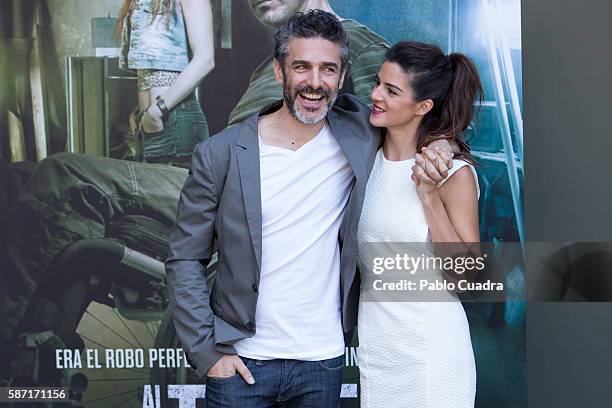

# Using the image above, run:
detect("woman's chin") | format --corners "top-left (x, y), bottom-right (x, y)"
top-left (369, 113), bottom-right (385, 127)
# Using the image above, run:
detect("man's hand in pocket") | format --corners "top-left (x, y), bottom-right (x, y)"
top-left (207, 355), bottom-right (255, 385)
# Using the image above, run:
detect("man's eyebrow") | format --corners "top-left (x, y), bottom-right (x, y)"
top-left (291, 60), bottom-right (312, 66)
top-left (290, 60), bottom-right (339, 68)
top-left (321, 61), bottom-right (339, 68)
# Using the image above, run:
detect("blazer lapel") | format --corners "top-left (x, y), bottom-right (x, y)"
top-left (327, 108), bottom-right (371, 296)
top-left (327, 109), bottom-right (367, 182)
top-left (235, 114), bottom-right (263, 271)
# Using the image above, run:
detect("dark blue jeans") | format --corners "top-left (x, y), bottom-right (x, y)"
top-left (139, 93), bottom-right (208, 165)
top-left (205, 355), bottom-right (344, 408)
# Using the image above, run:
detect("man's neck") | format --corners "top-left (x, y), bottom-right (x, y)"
top-left (259, 105), bottom-right (326, 151)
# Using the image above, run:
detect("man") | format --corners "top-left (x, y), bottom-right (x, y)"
top-left (165, 10), bottom-right (453, 407)
top-left (229, 0), bottom-right (389, 124)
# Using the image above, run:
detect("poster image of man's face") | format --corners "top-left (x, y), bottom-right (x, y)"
top-left (248, 0), bottom-right (306, 27)
top-left (272, 37), bottom-right (346, 124)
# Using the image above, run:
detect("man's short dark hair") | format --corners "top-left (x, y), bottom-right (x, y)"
top-left (273, 9), bottom-right (349, 72)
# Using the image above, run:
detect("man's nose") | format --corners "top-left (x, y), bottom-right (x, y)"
top-left (306, 70), bottom-right (322, 89)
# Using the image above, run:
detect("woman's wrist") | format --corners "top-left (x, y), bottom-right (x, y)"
top-left (155, 95), bottom-right (170, 120)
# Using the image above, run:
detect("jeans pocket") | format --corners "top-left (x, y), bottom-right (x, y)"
top-left (141, 109), bottom-right (180, 161)
top-left (317, 355), bottom-right (344, 371)
top-left (141, 114), bottom-right (167, 137)
top-left (206, 373), bottom-right (239, 382)
top-left (174, 115), bottom-right (207, 157)
top-left (141, 126), bottom-right (165, 137)
top-left (143, 105), bottom-right (179, 135)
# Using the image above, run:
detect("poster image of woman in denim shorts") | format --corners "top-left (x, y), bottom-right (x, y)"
top-left (117, 0), bottom-right (215, 166)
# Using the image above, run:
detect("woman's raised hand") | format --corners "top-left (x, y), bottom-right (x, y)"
top-left (411, 144), bottom-right (454, 197)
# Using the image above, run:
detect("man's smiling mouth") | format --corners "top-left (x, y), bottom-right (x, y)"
top-left (299, 92), bottom-right (325, 101)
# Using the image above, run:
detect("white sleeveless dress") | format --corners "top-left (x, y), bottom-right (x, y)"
top-left (357, 149), bottom-right (479, 408)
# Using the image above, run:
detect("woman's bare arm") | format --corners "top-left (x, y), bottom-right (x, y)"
top-left (163, 0), bottom-right (214, 108)
top-left (143, 0), bottom-right (214, 129)
top-left (417, 165), bottom-right (480, 244)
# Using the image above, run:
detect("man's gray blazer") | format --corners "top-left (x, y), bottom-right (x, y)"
top-left (165, 94), bottom-right (381, 378)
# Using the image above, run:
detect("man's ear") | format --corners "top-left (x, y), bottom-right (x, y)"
top-left (272, 59), bottom-right (284, 85)
top-left (416, 99), bottom-right (434, 116)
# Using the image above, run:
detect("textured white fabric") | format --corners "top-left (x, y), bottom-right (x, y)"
top-left (357, 149), bottom-right (478, 408)
top-left (235, 124), bottom-right (351, 360)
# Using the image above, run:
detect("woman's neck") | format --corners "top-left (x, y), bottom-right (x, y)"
top-left (383, 123), bottom-right (420, 161)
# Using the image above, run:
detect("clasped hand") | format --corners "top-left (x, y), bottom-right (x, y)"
top-left (411, 140), bottom-right (454, 197)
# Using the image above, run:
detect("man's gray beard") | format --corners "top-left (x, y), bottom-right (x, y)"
top-left (291, 95), bottom-right (336, 124)
top-left (284, 89), bottom-right (338, 125)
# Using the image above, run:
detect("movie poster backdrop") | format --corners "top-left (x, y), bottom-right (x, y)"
top-left (1, 0), bottom-right (525, 407)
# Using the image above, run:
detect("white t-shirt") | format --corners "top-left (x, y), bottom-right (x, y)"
top-left (234, 123), bottom-right (352, 360)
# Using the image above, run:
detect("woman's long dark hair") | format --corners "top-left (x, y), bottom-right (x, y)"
top-left (115, 0), bottom-right (178, 39)
top-left (385, 41), bottom-right (483, 163)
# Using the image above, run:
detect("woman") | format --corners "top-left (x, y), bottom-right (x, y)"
top-left (117, 0), bottom-right (214, 165)
top-left (357, 41), bottom-right (483, 407)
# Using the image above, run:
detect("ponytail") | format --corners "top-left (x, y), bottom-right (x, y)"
top-left (445, 54), bottom-right (483, 138)
top-left (418, 53), bottom-right (484, 164)
top-left (427, 53), bottom-right (483, 163)
top-left (385, 41), bottom-right (483, 164)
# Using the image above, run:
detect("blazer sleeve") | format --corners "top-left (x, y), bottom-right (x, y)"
top-left (165, 141), bottom-right (227, 378)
